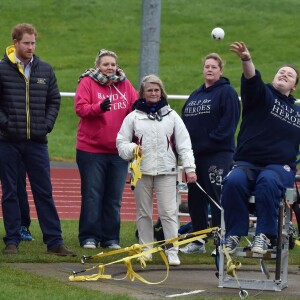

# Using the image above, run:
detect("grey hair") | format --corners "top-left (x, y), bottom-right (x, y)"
top-left (95, 49), bottom-right (117, 67)
top-left (139, 74), bottom-right (167, 99)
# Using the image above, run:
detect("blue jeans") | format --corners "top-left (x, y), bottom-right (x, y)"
top-left (221, 161), bottom-right (295, 237)
top-left (0, 141), bottom-right (63, 248)
top-left (77, 150), bottom-right (128, 247)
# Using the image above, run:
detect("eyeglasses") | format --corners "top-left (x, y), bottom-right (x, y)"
top-left (145, 88), bottom-right (160, 93)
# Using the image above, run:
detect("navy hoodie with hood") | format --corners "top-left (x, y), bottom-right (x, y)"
top-left (182, 77), bottom-right (240, 155)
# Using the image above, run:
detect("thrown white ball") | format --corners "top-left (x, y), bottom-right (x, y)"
top-left (211, 27), bottom-right (225, 40)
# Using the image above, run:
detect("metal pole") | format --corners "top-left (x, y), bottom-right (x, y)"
top-left (275, 200), bottom-right (283, 281)
top-left (138, 0), bottom-right (161, 85)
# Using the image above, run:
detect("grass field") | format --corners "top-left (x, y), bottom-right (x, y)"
top-left (2, 220), bottom-right (300, 264)
top-left (0, 0), bottom-right (299, 160)
top-left (0, 1), bottom-right (300, 298)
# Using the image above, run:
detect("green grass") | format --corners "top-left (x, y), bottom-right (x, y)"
top-left (1, 219), bottom-right (300, 265)
top-left (0, 0), bottom-right (299, 160)
top-left (0, 265), bottom-right (132, 300)
top-left (0, 220), bottom-right (217, 264)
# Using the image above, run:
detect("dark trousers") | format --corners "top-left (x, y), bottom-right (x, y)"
top-left (18, 163), bottom-right (30, 228)
top-left (77, 150), bottom-right (128, 247)
top-left (0, 141), bottom-right (63, 248)
top-left (221, 161), bottom-right (295, 237)
top-left (188, 152), bottom-right (233, 232)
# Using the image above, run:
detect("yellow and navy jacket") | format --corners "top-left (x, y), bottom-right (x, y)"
top-left (0, 45), bottom-right (60, 143)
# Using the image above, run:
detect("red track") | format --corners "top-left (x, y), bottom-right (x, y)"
top-left (1, 167), bottom-right (298, 225)
top-left (0, 167), bottom-right (189, 222)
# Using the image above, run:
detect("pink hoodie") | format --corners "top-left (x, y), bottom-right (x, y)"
top-left (75, 76), bottom-right (138, 153)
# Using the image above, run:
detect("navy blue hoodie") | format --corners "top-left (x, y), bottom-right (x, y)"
top-left (182, 77), bottom-right (240, 155)
top-left (234, 70), bottom-right (300, 167)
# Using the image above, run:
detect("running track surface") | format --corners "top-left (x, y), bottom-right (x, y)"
top-left (0, 165), bottom-right (189, 222)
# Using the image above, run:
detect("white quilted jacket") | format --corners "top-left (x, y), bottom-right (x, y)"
top-left (116, 105), bottom-right (195, 175)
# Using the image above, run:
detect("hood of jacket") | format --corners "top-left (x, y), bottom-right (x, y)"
top-left (5, 45), bottom-right (17, 64)
top-left (197, 76), bottom-right (231, 93)
top-left (4, 45), bottom-right (33, 76)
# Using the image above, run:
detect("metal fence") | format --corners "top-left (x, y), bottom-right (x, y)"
top-left (61, 92), bottom-right (300, 103)
top-left (61, 92), bottom-right (189, 100)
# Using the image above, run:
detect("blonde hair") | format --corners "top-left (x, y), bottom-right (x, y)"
top-left (202, 53), bottom-right (224, 70)
top-left (95, 49), bottom-right (117, 67)
top-left (139, 74), bottom-right (167, 99)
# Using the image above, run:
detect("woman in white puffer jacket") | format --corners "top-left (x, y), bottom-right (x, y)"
top-left (116, 74), bottom-right (197, 266)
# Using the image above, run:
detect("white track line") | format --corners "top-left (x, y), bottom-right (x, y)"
top-left (166, 290), bottom-right (205, 298)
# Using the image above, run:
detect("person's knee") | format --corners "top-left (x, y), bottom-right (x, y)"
top-left (256, 174), bottom-right (283, 195)
top-left (256, 183), bottom-right (285, 205)
top-left (223, 173), bottom-right (245, 191)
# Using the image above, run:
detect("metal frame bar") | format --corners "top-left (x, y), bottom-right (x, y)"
top-left (218, 188), bottom-right (295, 291)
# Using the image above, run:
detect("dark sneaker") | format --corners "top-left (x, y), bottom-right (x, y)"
top-left (224, 235), bottom-right (241, 254)
top-left (3, 244), bottom-right (18, 255)
top-left (20, 226), bottom-right (33, 241)
top-left (251, 233), bottom-right (271, 254)
top-left (47, 244), bottom-right (77, 257)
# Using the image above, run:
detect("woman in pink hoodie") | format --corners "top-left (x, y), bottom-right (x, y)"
top-left (75, 49), bottom-right (138, 249)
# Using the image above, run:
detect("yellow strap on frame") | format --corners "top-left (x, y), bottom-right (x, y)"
top-left (69, 227), bottom-right (219, 284)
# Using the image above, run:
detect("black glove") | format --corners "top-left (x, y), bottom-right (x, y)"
top-left (100, 97), bottom-right (111, 112)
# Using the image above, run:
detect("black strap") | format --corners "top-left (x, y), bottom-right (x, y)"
top-left (234, 164), bottom-right (284, 183)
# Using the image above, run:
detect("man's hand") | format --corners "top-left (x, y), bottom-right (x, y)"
top-left (100, 98), bottom-right (111, 112)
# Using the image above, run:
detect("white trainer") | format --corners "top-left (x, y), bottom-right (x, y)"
top-left (83, 241), bottom-right (96, 249)
top-left (167, 253), bottom-right (181, 266)
top-left (107, 244), bottom-right (121, 250)
top-left (137, 253), bottom-right (152, 262)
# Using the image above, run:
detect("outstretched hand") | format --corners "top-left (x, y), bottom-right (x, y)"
top-left (100, 97), bottom-right (111, 112)
top-left (230, 41), bottom-right (251, 60)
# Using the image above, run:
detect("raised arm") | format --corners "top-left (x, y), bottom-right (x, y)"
top-left (230, 41), bottom-right (255, 79)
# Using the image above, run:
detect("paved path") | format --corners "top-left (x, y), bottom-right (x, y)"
top-left (10, 263), bottom-right (300, 299)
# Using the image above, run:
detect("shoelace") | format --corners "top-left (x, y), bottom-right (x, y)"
top-left (226, 236), bottom-right (240, 248)
top-left (253, 234), bottom-right (271, 248)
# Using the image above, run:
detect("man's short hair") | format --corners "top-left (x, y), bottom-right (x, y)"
top-left (11, 23), bottom-right (38, 41)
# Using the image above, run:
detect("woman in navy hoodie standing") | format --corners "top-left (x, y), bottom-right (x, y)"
top-left (181, 53), bottom-right (241, 254)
